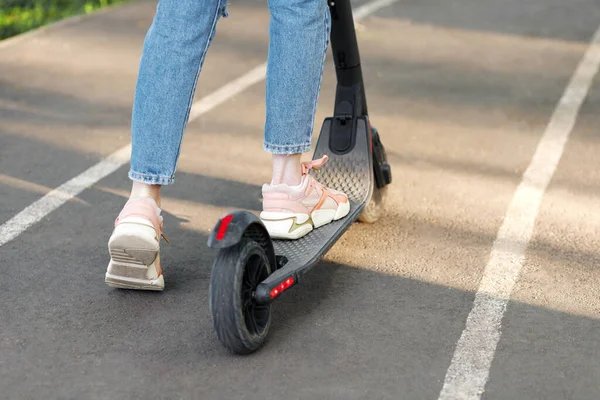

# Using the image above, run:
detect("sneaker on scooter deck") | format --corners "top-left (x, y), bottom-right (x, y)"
top-left (105, 198), bottom-right (166, 291)
top-left (207, 116), bottom-right (382, 356)
top-left (260, 156), bottom-right (351, 240)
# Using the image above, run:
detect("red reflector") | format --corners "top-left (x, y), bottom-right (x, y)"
top-left (269, 277), bottom-right (295, 299)
top-left (216, 214), bottom-right (233, 241)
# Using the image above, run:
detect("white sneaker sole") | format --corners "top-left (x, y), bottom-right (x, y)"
top-left (105, 219), bottom-right (164, 291)
top-left (260, 200), bottom-right (350, 240)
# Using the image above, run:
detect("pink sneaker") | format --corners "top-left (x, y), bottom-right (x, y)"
top-left (260, 156), bottom-right (350, 240)
top-left (105, 198), bottom-right (166, 291)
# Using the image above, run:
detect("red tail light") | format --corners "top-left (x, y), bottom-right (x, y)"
top-left (216, 214), bottom-right (233, 241)
top-left (270, 277), bottom-right (295, 299)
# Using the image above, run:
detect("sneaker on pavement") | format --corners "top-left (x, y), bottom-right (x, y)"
top-left (105, 197), bottom-right (166, 291)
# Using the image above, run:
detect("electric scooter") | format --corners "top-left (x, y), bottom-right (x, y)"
top-left (207, 0), bottom-right (392, 354)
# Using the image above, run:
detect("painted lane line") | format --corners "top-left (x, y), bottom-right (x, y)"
top-left (437, 25), bottom-right (600, 400)
top-left (0, 146), bottom-right (130, 247)
top-left (0, 0), bottom-right (399, 248)
top-left (187, 64), bottom-right (267, 121)
top-left (353, 0), bottom-right (400, 20)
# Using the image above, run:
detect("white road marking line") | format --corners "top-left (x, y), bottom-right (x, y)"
top-left (0, 146), bottom-right (130, 247)
top-left (353, 0), bottom-right (399, 20)
top-left (0, 174), bottom-right (87, 204)
top-left (0, 0), bottom-right (399, 248)
top-left (437, 26), bottom-right (600, 400)
top-left (187, 64), bottom-right (267, 121)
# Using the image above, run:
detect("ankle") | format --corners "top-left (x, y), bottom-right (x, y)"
top-left (130, 181), bottom-right (162, 207)
top-left (271, 153), bottom-right (302, 186)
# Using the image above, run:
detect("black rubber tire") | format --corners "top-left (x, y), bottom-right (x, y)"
top-left (359, 125), bottom-right (390, 224)
top-left (209, 238), bottom-right (272, 355)
top-left (358, 185), bottom-right (388, 223)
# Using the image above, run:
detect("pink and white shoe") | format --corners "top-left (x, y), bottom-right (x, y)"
top-left (260, 156), bottom-right (350, 240)
top-left (105, 198), bottom-right (167, 291)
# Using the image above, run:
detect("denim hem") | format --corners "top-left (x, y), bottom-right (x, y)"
top-left (263, 142), bottom-right (311, 155)
top-left (129, 170), bottom-right (174, 185)
top-left (220, 1), bottom-right (229, 17)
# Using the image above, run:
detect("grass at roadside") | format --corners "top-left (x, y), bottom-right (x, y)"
top-left (0, 0), bottom-right (129, 40)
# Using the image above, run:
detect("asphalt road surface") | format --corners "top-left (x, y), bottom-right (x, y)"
top-left (1, 0), bottom-right (599, 399)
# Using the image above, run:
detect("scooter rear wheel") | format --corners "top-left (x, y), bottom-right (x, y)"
top-left (209, 238), bottom-right (272, 354)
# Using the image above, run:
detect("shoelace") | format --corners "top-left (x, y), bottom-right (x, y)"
top-left (301, 155), bottom-right (329, 175)
top-left (301, 155), bottom-right (329, 195)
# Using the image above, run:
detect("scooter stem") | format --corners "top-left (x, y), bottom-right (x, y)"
top-left (327, 0), bottom-right (369, 153)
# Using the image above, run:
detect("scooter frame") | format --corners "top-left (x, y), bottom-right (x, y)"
top-left (207, 0), bottom-right (392, 354)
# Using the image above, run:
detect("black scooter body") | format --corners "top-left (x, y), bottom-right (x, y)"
top-left (209, 116), bottom-right (374, 303)
top-left (207, 0), bottom-right (391, 354)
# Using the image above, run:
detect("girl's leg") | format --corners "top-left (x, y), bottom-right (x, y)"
top-left (264, 0), bottom-right (331, 166)
top-left (261, 0), bottom-right (350, 240)
top-left (105, 0), bottom-right (227, 290)
top-left (130, 0), bottom-right (228, 192)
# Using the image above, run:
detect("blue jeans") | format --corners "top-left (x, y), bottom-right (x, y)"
top-left (129, 0), bottom-right (331, 185)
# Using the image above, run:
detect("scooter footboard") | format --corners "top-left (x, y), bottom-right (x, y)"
top-left (254, 117), bottom-right (373, 303)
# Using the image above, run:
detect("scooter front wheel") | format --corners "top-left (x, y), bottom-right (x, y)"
top-left (209, 238), bottom-right (273, 354)
top-left (359, 185), bottom-right (388, 223)
top-left (359, 126), bottom-right (390, 223)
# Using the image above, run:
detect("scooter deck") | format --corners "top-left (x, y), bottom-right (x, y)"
top-left (256, 117), bottom-right (373, 296)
